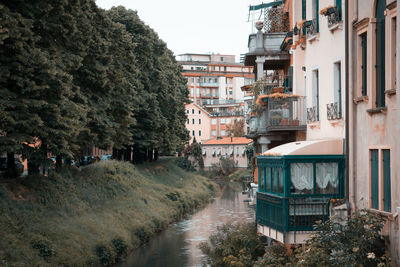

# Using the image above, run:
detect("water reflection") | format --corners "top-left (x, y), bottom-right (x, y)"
top-left (119, 184), bottom-right (254, 267)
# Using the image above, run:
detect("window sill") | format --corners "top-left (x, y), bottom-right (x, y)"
top-left (385, 89), bottom-right (396, 96)
top-left (368, 208), bottom-right (393, 221)
top-left (307, 33), bottom-right (320, 42)
top-left (328, 21), bottom-right (343, 32)
top-left (328, 118), bottom-right (344, 126)
top-left (353, 96), bottom-right (368, 104)
top-left (308, 121), bottom-right (320, 129)
top-left (366, 107), bottom-right (387, 114)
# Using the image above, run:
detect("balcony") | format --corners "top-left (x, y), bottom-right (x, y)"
top-left (211, 111), bottom-right (244, 117)
top-left (327, 102), bottom-right (341, 120)
top-left (256, 141), bottom-right (345, 243)
top-left (305, 19), bottom-right (318, 40)
top-left (202, 99), bottom-right (242, 106)
top-left (326, 7), bottom-right (341, 28)
top-left (307, 106), bottom-right (318, 123)
top-left (199, 82), bottom-right (219, 87)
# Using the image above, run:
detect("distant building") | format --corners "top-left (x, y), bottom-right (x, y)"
top-left (201, 137), bottom-right (252, 168)
top-left (178, 53), bottom-right (255, 138)
top-left (185, 103), bottom-right (212, 143)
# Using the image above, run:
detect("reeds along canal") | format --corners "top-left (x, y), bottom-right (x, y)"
top-left (118, 183), bottom-right (255, 267)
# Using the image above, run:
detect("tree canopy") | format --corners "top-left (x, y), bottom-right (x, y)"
top-left (0, 1), bottom-right (189, 174)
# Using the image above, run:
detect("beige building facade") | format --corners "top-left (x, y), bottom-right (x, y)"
top-left (348, 0), bottom-right (399, 263)
top-left (201, 137), bottom-right (252, 168)
top-left (185, 103), bottom-right (212, 143)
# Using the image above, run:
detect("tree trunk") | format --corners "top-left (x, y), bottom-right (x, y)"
top-left (5, 152), bottom-right (17, 178)
top-left (28, 158), bottom-right (39, 175)
top-left (154, 149), bottom-right (159, 161)
top-left (56, 155), bottom-right (62, 170)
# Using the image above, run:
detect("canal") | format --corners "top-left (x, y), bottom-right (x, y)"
top-left (118, 183), bottom-right (255, 267)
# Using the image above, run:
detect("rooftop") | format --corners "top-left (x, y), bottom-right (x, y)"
top-left (202, 137), bottom-right (253, 145)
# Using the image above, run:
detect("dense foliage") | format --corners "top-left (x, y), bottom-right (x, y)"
top-left (0, 1), bottom-right (189, 175)
top-left (199, 222), bottom-right (265, 267)
top-left (202, 211), bottom-right (392, 267)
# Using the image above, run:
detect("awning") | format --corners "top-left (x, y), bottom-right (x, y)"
top-left (262, 139), bottom-right (344, 156)
top-left (249, 1), bottom-right (284, 11)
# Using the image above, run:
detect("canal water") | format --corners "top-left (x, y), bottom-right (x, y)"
top-left (119, 183), bottom-right (255, 267)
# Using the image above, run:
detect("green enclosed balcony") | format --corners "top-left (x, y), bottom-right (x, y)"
top-left (256, 139), bottom-right (345, 244)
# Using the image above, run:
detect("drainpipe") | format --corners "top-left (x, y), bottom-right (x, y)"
top-left (345, 0), bottom-right (351, 215)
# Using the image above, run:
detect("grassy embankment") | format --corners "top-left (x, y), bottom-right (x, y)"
top-left (0, 158), bottom-right (217, 266)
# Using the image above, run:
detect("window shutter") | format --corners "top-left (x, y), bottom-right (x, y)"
top-left (302, 0), bottom-right (306, 20)
top-left (370, 150), bottom-right (379, 210)
top-left (383, 150), bottom-right (391, 212)
top-left (361, 34), bottom-right (367, 96)
top-left (336, 0), bottom-right (342, 20)
top-left (316, 0), bottom-right (319, 32)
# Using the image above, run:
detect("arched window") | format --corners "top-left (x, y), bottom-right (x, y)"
top-left (375, 0), bottom-right (386, 107)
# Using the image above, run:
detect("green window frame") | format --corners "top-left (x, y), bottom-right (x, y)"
top-left (302, 0), bottom-right (307, 20)
top-left (361, 33), bottom-right (368, 96)
top-left (375, 0), bottom-right (386, 107)
top-left (315, 0), bottom-right (319, 32)
top-left (259, 167), bottom-right (265, 191)
top-left (383, 150), bottom-right (391, 212)
top-left (370, 149), bottom-right (379, 210)
top-left (265, 167), bottom-right (271, 191)
top-left (335, 0), bottom-right (342, 20)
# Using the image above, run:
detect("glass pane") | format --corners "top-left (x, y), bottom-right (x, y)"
top-left (272, 168), bottom-right (278, 192)
top-left (259, 168), bottom-right (265, 191)
top-left (316, 162), bottom-right (339, 195)
top-left (265, 167), bottom-right (271, 191)
top-left (277, 168), bottom-right (284, 194)
top-left (290, 163), bottom-right (313, 194)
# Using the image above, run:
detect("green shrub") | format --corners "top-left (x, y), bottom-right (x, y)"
top-left (96, 245), bottom-right (113, 266)
top-left (175, 156), bottom-right (195, 171)
top-left (134, 226), bottom-right (151, 245)
top-left (31, 239), bottom-right (55, 260)
top-left (199, 222), bottom-right (265, 267)
top-left (111, 238), bottom-right (127, 258)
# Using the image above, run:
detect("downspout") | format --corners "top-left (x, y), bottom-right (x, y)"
top-left (345, 0), bottom-right (351, 215)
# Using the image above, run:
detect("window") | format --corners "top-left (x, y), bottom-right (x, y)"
top-left (198, 119), bottom-right (201, 124)
top-left (302, 0), bottom-right (306, 20)
top-left (265, 167), bottom-right (271, 191)
top-left (334, 62), bottom-right (342, 118)
top-left (370, 148), bottom-right (391, 212)
top-left (198, 110), bottom-right (201, 114)
top-left (199, 130), bottom-right (201, 136)
top-left (211, 119), bottom-right (216, 125)
top-left (192, 130), bottom-right (195, 136)
top-left (186, 110), bottom-right (189, 114)
top-left (360, 33), bottom-right (367, 96)
top-left (291, 163), bottom-right (314, 194)
top-left (229, 91), bottom-right (232, 95)
top-left (191, 77), bottom-right (194, 83)
top-left (211, 130), bottom-right (216, 136)
top-left (221, 130), bottom-right (225, 136)
top-left (192, 109), bottom-right (194, 114)
top-left (236, 147), bottom-right (239, 155)
top-left (375, 0), bottom-right (386, 107)
top-left (390, 17), bottom-right (397, 90)
top-left (312, 69), bottom-right (319, 120)
top-left (259, 168), bottom-right (265, 191)
top-left (187, 119), bottom-right (189, 124)
top-left (192, 118), bottom-right (195, 124)
top-left (312, 0), bottom-right (319, 32)
top-left (226, 118), bottom-right (231, 124)
top-left (220, 57), bottom-right (223, 61)
top-left (220, 118), bottom-right (225, 124)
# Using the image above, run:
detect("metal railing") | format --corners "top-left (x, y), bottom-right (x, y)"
top-left (211, 111), bottom-right (244, 117)
top-left (327, 102), bottom-right (341, 120)
top-left (256, 193), bottom-right (331, 232)
top-left (266, 96), bottom-right (306, 128)
top-left (327, 6), bottom-right (341, 28)
top-left (307, 106), bottom-right (318, 123)
top-left (305, 19), bottom-right (318, 39)
top-left (202, 99), bottom-right (242, 106)
top-left (263, 7), bottom-right (290, 33)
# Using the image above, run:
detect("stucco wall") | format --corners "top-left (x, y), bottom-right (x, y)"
top-left (202, 144), bottom-right (248, 168)
top-left (185, 103), bottom-right (211, 143)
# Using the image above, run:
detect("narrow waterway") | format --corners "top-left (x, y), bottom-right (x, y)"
top-left (119, 183), bottom-right (255, 267)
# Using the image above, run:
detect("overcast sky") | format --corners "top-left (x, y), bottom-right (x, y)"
top-left (96, 0), bottom-right (270, 62)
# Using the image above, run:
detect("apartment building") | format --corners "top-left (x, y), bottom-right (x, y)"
top-left (348, 0), bottom-right (399, 262)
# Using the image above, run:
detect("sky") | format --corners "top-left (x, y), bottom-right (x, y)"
top-left (95, 0), bottom-right (269, 62)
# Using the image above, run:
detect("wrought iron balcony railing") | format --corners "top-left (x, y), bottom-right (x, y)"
top-left (305, 19), bottom-right (318, 39)
top-left (307, 106), bottom-right (318, 123)
top-left (327, 6), bottom-right (341, 28)
top-left (327, 102), bottom-right (341, 120)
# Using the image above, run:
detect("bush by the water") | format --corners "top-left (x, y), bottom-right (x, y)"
top-left (201, 211), bottom-right (392, 267)
top-left (199, 222), bottom-right (265, 267)
top-left (0, 159), bottom-right (216, 266)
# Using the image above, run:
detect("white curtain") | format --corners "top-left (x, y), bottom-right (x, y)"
top-left (290, 163), bottom-right (313, 190)
top-left (316, 162), bottom-right (339, 189)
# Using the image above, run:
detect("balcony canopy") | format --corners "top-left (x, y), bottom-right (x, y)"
top-left (262, 139), bottom-right (343, 156)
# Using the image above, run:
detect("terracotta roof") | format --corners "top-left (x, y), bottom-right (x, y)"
top-left (202, 137), bottom-right (253, 145)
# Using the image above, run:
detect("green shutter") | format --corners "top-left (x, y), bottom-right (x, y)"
top-left (383, 150), bottom-right (391, 212)
top-left (336, 0), bottom-right (342, 20)
top-left (316, 0), bottom-right (319, 32)
top-left (370, 150), bottom-right (379, 210)
top-left (375, 0), bottom-right (386, 107)
top-left (316, 71), bottom-right (319, 120)
top-left (361, 34), bottom-right (368, 96)
top-left (302, 0), bottom-right (306, 20)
